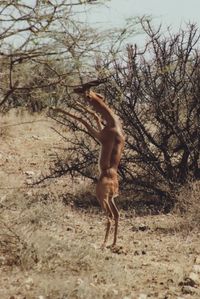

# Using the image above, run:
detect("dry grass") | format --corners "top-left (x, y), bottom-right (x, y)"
top-left (0, 109), bottom-right (200, 299)
top-left (0, 126), bottom-right (11, 140)
top-left (1, 189), bottom-right (200, 299)
top-left (175, 181), bottom-right (200, 230)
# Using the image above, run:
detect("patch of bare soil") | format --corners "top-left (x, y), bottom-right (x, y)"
top-left (0, 109), bottom-right (200, 299)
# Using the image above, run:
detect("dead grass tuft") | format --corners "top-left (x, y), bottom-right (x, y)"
top-left (0, 126), bottom-right (11, 139)
top-left (175, 181), bottom-right (200, 229)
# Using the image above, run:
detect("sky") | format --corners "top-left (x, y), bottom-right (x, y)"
top-left (27, 0), bottom-right (200, 30)
top-left (11, 0), bottom-right (200, 49)
top-left (84, 0), bottom-right (200, 30)
top-left (77, 0), bottom-right (200, 48)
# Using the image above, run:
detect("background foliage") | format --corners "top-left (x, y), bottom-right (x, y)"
top-left (1, 1), bottom-right (200, 210)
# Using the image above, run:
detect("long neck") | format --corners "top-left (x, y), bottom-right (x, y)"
top-left (85, 91), bottom-right (116, 127)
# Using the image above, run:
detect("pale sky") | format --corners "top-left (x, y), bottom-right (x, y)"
top-left (85, 0), bottom-right (200, 29)
top-left (17, 0), bottom-right (200, 48)
top-left (78, 0), bottom-right (200, 47)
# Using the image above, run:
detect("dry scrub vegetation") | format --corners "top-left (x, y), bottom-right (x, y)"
top-left (0, 110), bottom-right (200, 299)
top-left (176, 182), bottom-right (200, 229)
top-left (0, 2), bottom-right (200, 297)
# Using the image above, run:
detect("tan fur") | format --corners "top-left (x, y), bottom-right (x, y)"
top-left (51, 89), bottom-right (125, 247)
top-left (84, 91), bottom-right (125, 247)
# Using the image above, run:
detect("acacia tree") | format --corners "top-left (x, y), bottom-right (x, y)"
top-left (51, 21), bottom-right (200, 210)
top-left (0, 0), bottom-right (108, 110)
top-left (104, 22), bottom-right (200, 208)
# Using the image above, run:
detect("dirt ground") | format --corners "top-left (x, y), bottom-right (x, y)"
top-left (0, 109), bottom-right (200, 299)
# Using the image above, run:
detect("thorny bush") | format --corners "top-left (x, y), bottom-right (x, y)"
top-left (47, 22), bottom-right (200, 211)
